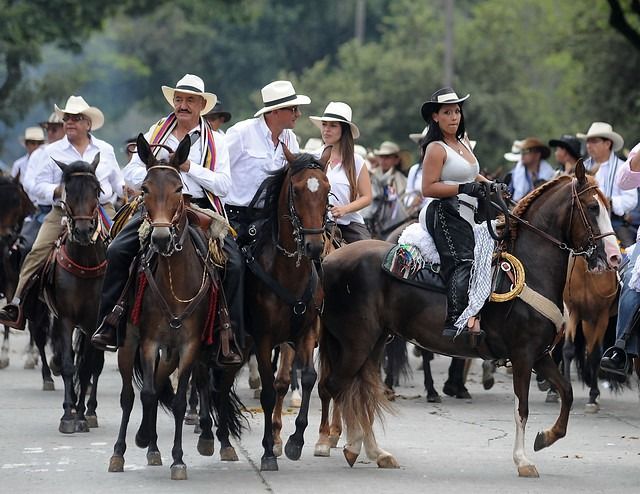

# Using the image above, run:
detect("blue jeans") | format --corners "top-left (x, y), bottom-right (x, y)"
top-left (615, 245), bottom-right (640, 356)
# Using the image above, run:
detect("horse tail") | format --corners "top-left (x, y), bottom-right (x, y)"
top-left (133, 349), bottom-right (175, 413)
top-left (383, 336), bottom-right (411, 388)
top-left (572, 323), bottom-right (589, 385)
top-left (209, 367), bottom-right (247, 439)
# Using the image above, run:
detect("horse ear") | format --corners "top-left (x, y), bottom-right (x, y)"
top-left (136, 133), bottom-right (154, 169)
top-left (282, 142), bottom-right (296, 164)
top-left (575, 158), bottom-right (586, 185)
top-left (173, 134), bottom-right (191, 169)
top-left (319, 145), bottom-right (332, 168)
top-left (53, 158), bottom-right (67, 173)
top-left (90, 152), bottom-right (100, 173)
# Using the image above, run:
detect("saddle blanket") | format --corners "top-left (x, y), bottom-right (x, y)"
top-left (397, 221), bottom-right (496, 332)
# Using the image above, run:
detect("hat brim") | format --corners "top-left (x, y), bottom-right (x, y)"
top-left (161, 86), bottom-right (217, 115)
top-left (254, 94), bottom-right (311, 117)
top-left (504, 152), bottom-right (521, 162)
top-left (421, 94), bottom-right (469, 122)
top-left (54, 104), bottom-right (105, 131)
top-left (409, 133), bottom-right (424, 143)
top-left (309, 116), bottom-right (360, 139)
top-left (576, 132), bottom-right (624, 152)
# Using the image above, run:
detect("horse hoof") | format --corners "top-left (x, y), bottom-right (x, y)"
top-left (0, 357), bottom-right (9, 369)
top-left (377, 454), bottom-right (399, 469)
top-left (289, 390), bottom-right (302, 408)
top-left (273, 442), bottom-right (282, 457)
top-left (545, 391), bottom-right (559, 404)
top-left (284, 440), bottom-right (303, 461)
top-left (147, 451), bottom-right (162, 466)
top-left (584, 403), bottom-right (600, 414)
top-left (220, 446), bottom-right (239, 461)
top-left (249, 376), bottom-right (261, 390)
top-left (197, 438), bottom-right (215, 456)
top-left (108, 455), bottom-right (124, 472)
top-left (59, 419), bottom-right (76, 434)
top-left (533, 431), bottom-right (548, 452)
top-left (426, 393), bottom-right (441, 403)
top-left (24, 359), bottom-right (36, 370)
top-left (86, 415), bottom-right (98, 428)
top-left (517, 464), bottom-right (539, 478)
top-left (260, 456), bottom-right (278, 471)
top-left (343, 447), bottom-right (358, 467)
top-left (314, 443), bottom-right (330, 457)
top-left (537, 379), bottom-right (551, 392)
top-left (482, 376), bottom-right (495, 390)
top-left (328, 435), bottom-right (340, 448)
top-left (170, 464), bottom-right (187, 480)
top-left (456, 388), bottom-right (472, 400)
top-left (194, 423), bottom-right (202, 434)
top-left (75, 420), bottom-right (90, 433)
top-left (49, 358), bottom-right (61, 376)
top-left (253, 388), bottom-right (261, 399)
top-left (42, 380), bottom-right (55, 391)
top-left (184, 412), bottom-right (198, 426)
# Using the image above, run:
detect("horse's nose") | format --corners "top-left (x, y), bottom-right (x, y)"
top-left (151, 227), bottom-right (172, 255)
top-left (306, 238), bottom-right (323, 260)
top-left (604, 236), bottom-right (622, 269)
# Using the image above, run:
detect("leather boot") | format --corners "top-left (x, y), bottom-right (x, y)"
top-left (600, 347), bottom-right (628, 377)
top-left (0, 303), bottom-right (25, 330)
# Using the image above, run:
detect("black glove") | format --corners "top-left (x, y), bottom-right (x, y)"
top-left (490, 181), bottom-right (509, 194)
top-left (458, 182), bottom-right (485, 198)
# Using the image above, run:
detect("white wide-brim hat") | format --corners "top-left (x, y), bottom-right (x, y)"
top-left (55, 95), bottom-right (105, 131)
top-left (161, 73), bottom-right (217, 116)
top-left (504, 139), bottom-right (524, 162)
top-left (409, 125), bottom-right (429, 143)
top-left (309, 101), bottom-right (360, 139)
top-left (20, 126), bottom-right (45, 145)
top-left (254, 80), bottom-right (310, 117)
top-left (576, 121), bottom-right (624, 152)
top-left (301, 137), bottom-right (323, 153)
top-left (374, 140), bottom-right (401, 156)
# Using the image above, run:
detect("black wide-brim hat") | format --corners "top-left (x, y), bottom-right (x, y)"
top-left (421, 87), bottom-right (470, 122)
top-left (204, 101), bottom-right (232, 123)
top-left (549, 135), bottom-right (582, 160)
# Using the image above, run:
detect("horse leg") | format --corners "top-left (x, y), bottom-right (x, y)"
top-left (443, 358), bottom-right (471, 399)
top-left (482, 360), bottom-right (496, 390)
top-left (32, 316), bottom-right (54, 390)
top-left (214, 366), bottom-right (242, 462)
top-left (583, 317), bottom-right (607, 413)
top-left (57, 319), bottom-right (77, 434)
top-left (108, 331), bottom-right (136, 472)
top-left (363, 426), bottom-right (399, 469)
top-left (257, 340), bottom-right (279, 471)
top-left (248, 352), bottom-right (261, 395)
top-left (532, 353), bottom-right (573, 451)
top-left (74, 333), bottom-right (92, 433)
top-left (86, 345), bottom-right (104, 428)
top-left (185, 375), bottom-right (199, 426)
top-left (137, 342), bottom-right (162, 467)
top-left (510, 356), bottom-right (538, 477)
top-left (272, 343), bottom-right (294, 458)
top-left (0, 326), bottom-right (9, 368)
top-left (193, 362), bottom-right (215, 456)
top-left (169, 358), bottom-right (194, 481)
top-left (24, 331), bottom-right (39, 369)
top-left (329, 400), bottom-right (343, 447)
top-left (285, 331), bottom-right (318, 461)
top-left (289, 358), bottom-right (302, 408)
top-left (422, 350), bottom-right (441, 402)
top-left (314, 376), bottom-right (333, 457)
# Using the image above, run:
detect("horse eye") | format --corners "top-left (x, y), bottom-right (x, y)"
top-left (176, 186), bottom-right (183, 194)
top-left (141, 185), bottom-right (149, 194)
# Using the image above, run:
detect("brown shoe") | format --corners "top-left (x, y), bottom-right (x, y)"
top-left (0, 304), bottom-right (25, 330)
top-left (217, 350), bottom-right (243, 366)
top-left (91, 321), bottom-right (118, 352)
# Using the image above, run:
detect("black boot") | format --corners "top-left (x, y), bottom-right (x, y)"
top-left (0, 302), bottom-right (25, 330)
top-left (600, 347), bottom-right (628, 377)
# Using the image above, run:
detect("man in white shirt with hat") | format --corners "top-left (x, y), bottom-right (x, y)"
top-left (12, 126), bottom-right (45, 198)
top-left (224, 80), bottom-right (310, 241)
top-left (578, 121), bottom-right (637, 246)
top-left (91, 74), bottom-right (242, 364)
top-left (0, 95), bottom-right (124, 330)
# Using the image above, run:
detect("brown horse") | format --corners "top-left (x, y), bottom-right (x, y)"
top-left (241, 149), bottom-right (330, 471)
top-left (319, 163), bottom-right (620, 477)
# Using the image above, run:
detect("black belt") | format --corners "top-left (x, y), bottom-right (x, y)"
top-left (191, 197), bottom-right (213, 210)
top-left (224, 205), bottom-right (263, 216)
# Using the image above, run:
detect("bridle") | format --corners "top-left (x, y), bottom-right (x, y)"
top-left (60, 172), bottom-right (102, 244)
top-left (276, 161), bottom-right (328, 266)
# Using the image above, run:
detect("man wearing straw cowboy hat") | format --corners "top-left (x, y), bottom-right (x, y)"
top-left (91, 74), bottom-right (242, 364)
top-left (0, 95), bottom-right (124, 330)
top-left (224, 80), bottom-right (310, 241)
top-left (577, 121), bottom-right (636, 246)
top-left (12, 126), bottom-right (45, 187)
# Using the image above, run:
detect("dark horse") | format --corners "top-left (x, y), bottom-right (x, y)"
top-left (319, 163), bottom-right (619, 477)
top-left (42, 156), bottom-right (107, 433)
top-left (107, 134), bottom-right (236, 480)
top-left (240, 149), bottom-right (330, 471)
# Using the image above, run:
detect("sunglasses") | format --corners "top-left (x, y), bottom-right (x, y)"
top-left (62, 114), bottom-right (86, 122)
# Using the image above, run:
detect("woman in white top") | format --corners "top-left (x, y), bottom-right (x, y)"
top-left (421, 88), bottom-right (492, 340)
top-left (310, 102), bottom-right (372, 243)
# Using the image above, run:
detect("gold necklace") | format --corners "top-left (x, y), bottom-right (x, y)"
top-left (446, 139), bottom-right (464, 156)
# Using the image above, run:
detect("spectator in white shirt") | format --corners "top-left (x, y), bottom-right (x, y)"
top-left (12, 127), bottom-right (45, 204)
top-left (0, 95), bottom-right (124, 330)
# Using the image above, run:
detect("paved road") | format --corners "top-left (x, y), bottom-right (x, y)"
top-left (1, 329), bottom-right (639, 493)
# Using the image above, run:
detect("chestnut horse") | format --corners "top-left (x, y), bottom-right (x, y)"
top-left (319, 164), bottom-right (619, 477)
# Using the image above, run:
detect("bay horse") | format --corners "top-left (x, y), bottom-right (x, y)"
top-left (241, 149), bottom-right (330, 471)
top-left (42, 156), bottom-right (107, 433)
top-left (318, 163), bottom-right (620, 477)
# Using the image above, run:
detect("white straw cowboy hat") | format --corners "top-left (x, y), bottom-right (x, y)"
top-left (55, 96), bottom-right (105, 131)
top-left (300, 137), bottom-right (323, 153)
top-left (309, 101), bottom-right (360, 139)
top-left (161, 73), bottom-right (217, 115)
top-left (576, 121), bottom-right (624, 152)
top-left (254, 80), bottom-right (310, 117)
top-left (409, 125), bottom-right (429, 144)
top-left (38, 111), bottom-right (63, 129)
top-left (421, 87), bottom-right (470, 122)
top-left (374, 140), bottom-right (401, 156)
top-left (20, 126), bottom-right (45, 145)
top-left (504, 139), bottom-right (524, 162)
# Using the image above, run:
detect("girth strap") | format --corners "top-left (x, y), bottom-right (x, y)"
top-left (517, 284), bottom-right (565, 333)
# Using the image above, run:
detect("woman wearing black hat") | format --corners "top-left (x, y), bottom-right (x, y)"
top-left (421, 87), bottom-right (492, 341)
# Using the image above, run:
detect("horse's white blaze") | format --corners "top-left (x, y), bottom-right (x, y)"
top-left (306, 177), bottom-right (320, 193)
top-left (513, 398), bottom-right (533, 469)
top-left (594, 194), bottom-right (621, 267)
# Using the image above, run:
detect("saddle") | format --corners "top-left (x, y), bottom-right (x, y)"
top-left (381, 244), bottom-right (446, 293)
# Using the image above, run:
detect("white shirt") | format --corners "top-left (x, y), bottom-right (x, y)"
top-left (22, 146), bottom-right (48, 205)
top-left (225, 116), bottom-right (300, 207)
top-left (123, 122), bottom-right (230, 200)
top-left (405, 162), bottom-right (429, 209)
top-left (587, 151), bottom-right (637, 217)
top-left (509, 159), bottom-right (556, 202)
top-left (11, 154), bottom-right (29, 181)
top-left (32, 135), bottom-right (124, 206)
top-left (326, 153), bottom-right (367, 225)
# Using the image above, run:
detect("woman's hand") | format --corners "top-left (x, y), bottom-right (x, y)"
top-left (330, 205), bottom-right (349, 219)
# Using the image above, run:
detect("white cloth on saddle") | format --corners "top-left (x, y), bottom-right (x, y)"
top-left (398, 221), bottom-right (496, 332)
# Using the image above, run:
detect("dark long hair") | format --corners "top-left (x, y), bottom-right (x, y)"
top-left (331, 122), bottom-right (358, 202)
top-left (421, 103), bottom-right (466, 156)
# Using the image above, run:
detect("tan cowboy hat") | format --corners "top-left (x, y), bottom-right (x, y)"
top-left (254, 80), bottom-right (310, 117)
top-left (374, 140), bottom-right (401, 156)
top-left (504, 139), bottom-right (524, 162)
top-left (55, 96), bottom-right (105, 131)
top-left (309, 101), bottom-right (360, 139)
top-left (520, 137), bottom-right (551, 160)
top-left (20, 126), bottom-right (45, 145)
top-left (161, 73), bottom-right (217, 115)
top-left (576, 121), bottom-right (624, 152)
top-left (409, 125), bottom-right (429, 144)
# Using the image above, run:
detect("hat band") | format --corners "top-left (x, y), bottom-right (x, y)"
top-left (263, 93), bottom-right (297, 107)
top-left (322, 112), bottom-right (349, 123)
top-left (437, 93), bottom-right (459, 103)
top-left (175, 84), bottom-right (204, 94)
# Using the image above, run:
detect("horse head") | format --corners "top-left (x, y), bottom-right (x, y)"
top-left (0, 176), bottom-right (35, 238)
top-left (55, 155), bottom-right (101, 246)
top-left (280, 145), bottom-right (331, 261)
top-left (137, 133), bottom-right (190, 256)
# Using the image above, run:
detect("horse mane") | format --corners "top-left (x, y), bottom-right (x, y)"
top-left (62, 161), bottom-right (101, 197)
top-left (250, 153), bottom-right (323, 254)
